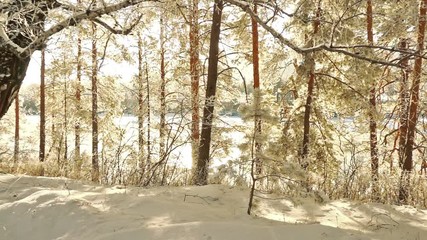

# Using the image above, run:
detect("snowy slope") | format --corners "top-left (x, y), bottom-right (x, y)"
top-left (0, 174), bottom-right (426, 240)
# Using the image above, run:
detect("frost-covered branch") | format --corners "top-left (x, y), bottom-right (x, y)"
top-left (1, 0), bottom-right (158, 58)
top-left (224, 0), bottom-right (406, 68)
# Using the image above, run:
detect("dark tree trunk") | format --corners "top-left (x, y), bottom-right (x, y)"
top-left (91, 23), bottom-right (100, 182)
top-left (14, 95), bottom-right (19, 163)
top-left (399, 0), bottom-right (427, 204)
top-left (40, 49), bottom-right (46, 163)
top-left (0, 1), bottom-right (58, 120)
top-left (195, 0), bottom-right (223, 185)
top-left (366, 0), bottom-right (379, 200)
top-left (190, 0), bottom-right (201, 172)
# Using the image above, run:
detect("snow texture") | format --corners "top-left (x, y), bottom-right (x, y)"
top-left (0, 174), bottom-right (426, 240)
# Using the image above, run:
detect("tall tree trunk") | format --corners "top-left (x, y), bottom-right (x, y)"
top-left (190, 0), bottom-right (201, 173)
top-left (145, 58), bottom-right (152, 169)
top-left (300, 2), bottom-right (321, 169)
top-left (138, 33), bottom-right (145, 177)
top-left (14, 95), bottom-right (19, 164)
top-left (159, 17), bottom-right (167, 184)
top-left (398, 39), bottom-right (410, 169)
top-left (399, 0), bottom-right (427, 204)
top-left (75, 29), bottom-right (82, 173)
top-left (195, 0), bottom-right (223, 185)
top-left (91, 23), bottom-right (100, 182)
top-left (366, 0), bottom-right (379, 200)
top-left (252, 4), bottom-right (262, 175)
top-left (40, 48), bottom-right (46, 163)
top-left (63, 64), bottom-right (68, 176)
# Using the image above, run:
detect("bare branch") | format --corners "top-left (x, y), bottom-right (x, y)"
top-left (93, 14), bottom-right (143, 35)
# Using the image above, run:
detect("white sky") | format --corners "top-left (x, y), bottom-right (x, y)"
top-left (23, 51), bottom-right (42, 86)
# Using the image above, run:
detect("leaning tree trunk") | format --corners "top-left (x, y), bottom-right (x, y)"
top-left (194, 0), bottom-right (224, 185)
top-left (399, 0), bottom-right (427, 204)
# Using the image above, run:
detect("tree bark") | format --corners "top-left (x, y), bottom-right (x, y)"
top-left (190, 0), bottom-right (201, 173)
top-left (195, 0), bottom-right (224, 185)
top-left (399, 0), bottom-right (427, 204)
top-left (0, 0), bottom-right (153, 121)
top-left (366, 0), bottom-right (379, 200)
top-left (91, 23), bottom-right (100, 182)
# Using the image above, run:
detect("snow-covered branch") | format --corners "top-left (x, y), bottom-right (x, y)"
top-left (224, 0), bottom-right (406, 68)
top-left (0, 0), bottom-right (157, 58)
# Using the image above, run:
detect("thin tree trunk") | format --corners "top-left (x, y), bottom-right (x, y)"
top-left (14, 94), bottom-right (19, 164)
top-left (63, 63), bottom-right (68, 176)
top-left (138, 33), bottom-right (145, 177)
top-left (366, 0), bottom-right (379, 200)
top-left (190, 0), bottom-right (201, 173)
top-left (252, 4), bottom-right (262, 175)
top-left (398, 39), bottom-right (410, 169)
top-left (40, 48), bottom-right (46, 164)
top-left (300, 2), bottom-right (321, 169)
top-left (399, 0), bottom-right (427, 204)
top-left (75, 29), bottom-right (82, 173)
top-left (91, 23), bottom-right (100, 182)
top-left (195, 0), bottom-right (224, 185)
top-left (146, 57), bottom-right (152, 169)
top-left (159, 17), bottom-right (166, 165)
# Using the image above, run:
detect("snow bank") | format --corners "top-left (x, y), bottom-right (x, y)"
top-left (0, 174), bottom-right (426, 240)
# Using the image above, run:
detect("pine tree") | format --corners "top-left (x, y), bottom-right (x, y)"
top-left (399, 0), bottom-right (427, 204)
top-left (195, 0), bottom-right (224, 185)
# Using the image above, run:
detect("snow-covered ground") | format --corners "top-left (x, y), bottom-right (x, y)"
top-left (1, 174), bottom-right (426, 240)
